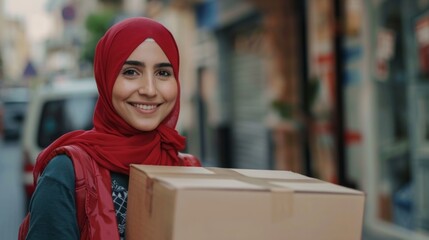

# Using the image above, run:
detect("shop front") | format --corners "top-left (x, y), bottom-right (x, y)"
top-left (364, 0), bottom-right (429, 238)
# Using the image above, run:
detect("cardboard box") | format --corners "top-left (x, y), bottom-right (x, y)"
top-left (126, 165), bottom-right (365, 240)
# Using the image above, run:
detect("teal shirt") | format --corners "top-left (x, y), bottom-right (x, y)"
top-left (26, 154), bottom-right (129, 240)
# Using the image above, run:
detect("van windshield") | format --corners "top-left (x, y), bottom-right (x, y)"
top-left (37, 96), bottom-right (97, 148)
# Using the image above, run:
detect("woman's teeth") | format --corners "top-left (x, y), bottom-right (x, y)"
top-left (133, 103), bottom-right (157, 110)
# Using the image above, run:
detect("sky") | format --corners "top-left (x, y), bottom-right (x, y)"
top-left (4, 0), bottom-right (53, 42)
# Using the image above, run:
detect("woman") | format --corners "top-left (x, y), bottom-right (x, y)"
top-left (19, 17), bottom-right (201, 240)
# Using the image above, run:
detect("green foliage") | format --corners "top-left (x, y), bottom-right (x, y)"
top-left (271, 100), bottom-right (292, 119)
top-left (81, 10), bottom-right (117, 64)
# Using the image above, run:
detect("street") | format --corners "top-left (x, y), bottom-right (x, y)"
top-left (0, 138), bottom-right (26, 240)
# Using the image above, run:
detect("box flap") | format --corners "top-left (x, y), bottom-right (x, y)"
top-left (231, 168), bottom-right (314, 181)
top-left (154, 177), bottom-right (268, 190)
top-left (131, 165), bottom-right (214, 177)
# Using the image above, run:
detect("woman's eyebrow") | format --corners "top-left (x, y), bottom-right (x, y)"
top-left (124, 60), bottom-right (144, 67)
top-left (155, 62), bottom-right (173, 68)
top-left (123, 61), bottom-right (172, 69)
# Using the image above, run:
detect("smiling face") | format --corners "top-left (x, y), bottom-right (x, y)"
top-left (112, 39), bottom-right (178, 132)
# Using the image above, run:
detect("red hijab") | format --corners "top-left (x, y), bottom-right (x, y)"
top-left (33, 17), bottom-right (187, 182)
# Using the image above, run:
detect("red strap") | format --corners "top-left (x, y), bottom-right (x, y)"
top-left (63, 145), bottom-right (94, 236)
top-left (18, 214), bottom-right (30, 240)
top-left (63, 145), bottom-right (118, 240)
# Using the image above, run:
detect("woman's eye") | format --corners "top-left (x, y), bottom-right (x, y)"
top-left (156, 70), bottom-right (172, 78)
top-left (123, 69), bottom-right (139, 76)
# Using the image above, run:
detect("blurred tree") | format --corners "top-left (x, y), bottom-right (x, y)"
top-left (99, 0), bottom-right (123, 5)
top-left (81, 10), bottom-right (118, 64)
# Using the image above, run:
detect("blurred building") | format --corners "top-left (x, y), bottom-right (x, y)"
top-left (363, 0), bottom-right (429, 239)
top-left (0, 0), bottom-right (101, 86)
top-left (43, 0), bottom-right (100, 81)
top-left (0, 17), bottom-right (30, 85)
top-left (0, 0), bottom-right (33, 87)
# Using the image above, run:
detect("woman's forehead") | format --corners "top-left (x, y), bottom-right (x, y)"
top-left (126, 40), bottom-right (171, 64)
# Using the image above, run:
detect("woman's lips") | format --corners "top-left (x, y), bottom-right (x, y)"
top-left (129, 102), bottom-right (160, 114)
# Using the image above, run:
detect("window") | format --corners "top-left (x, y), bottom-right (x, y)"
top-left (37, 96), bottom-right (97, 148)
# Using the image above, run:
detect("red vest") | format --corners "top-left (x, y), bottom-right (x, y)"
top-left (19, 145), bottom-right (201, 240)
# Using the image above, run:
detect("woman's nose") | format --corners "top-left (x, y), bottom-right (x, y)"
top-left (137, 75), bottom-right (156, 96)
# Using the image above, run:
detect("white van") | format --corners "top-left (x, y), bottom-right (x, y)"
top-left (21, 78), bottom-right (98, 200)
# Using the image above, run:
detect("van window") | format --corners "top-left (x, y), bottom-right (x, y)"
top-left (37, 96), bottom-right (97, 148)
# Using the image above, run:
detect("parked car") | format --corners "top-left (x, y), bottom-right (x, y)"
top-left (0, 87), bottom-right (30, 140)
top-left (21, 78), bottom-right (98, 200)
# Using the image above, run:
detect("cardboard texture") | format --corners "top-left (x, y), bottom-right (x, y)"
top-left (126, 165), bottom-right (365, 240)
